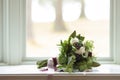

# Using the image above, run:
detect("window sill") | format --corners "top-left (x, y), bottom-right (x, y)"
top-left (0, 64), bottom-right (120, 75)
top-left (0, 64), bottom-right (120, 80)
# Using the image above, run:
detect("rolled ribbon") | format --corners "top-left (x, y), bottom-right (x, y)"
top-left (41, 57), bottom-right (58, 72)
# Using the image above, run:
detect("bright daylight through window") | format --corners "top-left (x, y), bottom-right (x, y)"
top-left (26, 0), bottom-right (110, 58)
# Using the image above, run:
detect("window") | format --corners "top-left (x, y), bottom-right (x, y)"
top-left (0, 0), bottom-right (26, 64)
top-left (0, 0), bottom-right (3, 62)
top-left (26, 0), bottom-right (110, 58)
top-left (1, 0), bottom-right (120, 65)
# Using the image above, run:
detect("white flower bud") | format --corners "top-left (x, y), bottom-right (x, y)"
top-left (75, 47), bottom-right (85, 55)
top-left (70, 37), bottom-right (79, 45)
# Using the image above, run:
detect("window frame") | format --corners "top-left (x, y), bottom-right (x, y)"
top-left (0, 0), bottom-right (3, 62)
top-left (112, 0), bottom-right (120, 64)
top-left (1, 0), bottom-right (26, 64)
top-left (1, 0), bottom-right (120, 65)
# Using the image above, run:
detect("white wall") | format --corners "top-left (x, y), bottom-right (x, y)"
top-left (0, 0), bottom-right (3, 62)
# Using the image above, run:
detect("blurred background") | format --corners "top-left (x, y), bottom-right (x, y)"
top-left (26, 0), bottom-right (110, 58)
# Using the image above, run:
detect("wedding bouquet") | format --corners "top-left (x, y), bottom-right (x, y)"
top-left (37, 31), bottom-right (100, 72)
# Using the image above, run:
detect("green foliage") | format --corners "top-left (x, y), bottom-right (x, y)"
top-left (36, 60), bottom-right (47, 68)
top-left (58, 52), bottom-right (68, 65)
top-left (65, 55), bottom-right (76, 72)
top-left (86, 57), bottom-right (93, 69)
top-left (69, 30), bottom-right (76, 38)
top-left (76, 34), bottom-right (85, 41)
top-left (84, 40), bottom-right (94, 52)
top-left (79, 61), bottom-right (88, 71)
top-left (92, 62), bottom-right (101, 67)
top-left (36, 30), bottom-right (100, 72)
top-left (68, 30), bottom-right (76, 43)
top-left (58, 40), bottom-right (71, 65)
top-left (57, 30), bottom-right (100, 72)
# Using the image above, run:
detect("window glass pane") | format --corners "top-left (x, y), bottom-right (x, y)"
top-left (26, 0), bottom-right (110, 57)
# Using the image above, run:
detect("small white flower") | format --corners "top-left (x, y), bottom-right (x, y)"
top-left (75, 47), bottom-right (85, 55)
top-left (70, 37), bottom-right (79, 45)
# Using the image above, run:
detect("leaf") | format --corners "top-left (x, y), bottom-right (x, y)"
top-left (76, 34), bottom-right (85, 41)
top-left (92, 62), bottom-right (100, 67)
top-left (79, 64), bottom-right (88, 72)
top-left (36, 60), bottom-right (47, 68)
top-left (57, 65), bottom-right (64, 69)
top-left (70, 30), bottom-right (76, 38)
top-left (65, 67), bottom-right (73, 72)
top-left (60, 40), bottom-right (63, 45)
top-left (87, 57), bottom-right (93, 66)
top-left (67, 55), bottom-right (76, 64)
top-left (68, 31), bottom-right (76, 43)
top-left (58, 52), bottom-right (68, 65)
top-left (84, 40), bottom-right (94, 52)
top-left (65, 55), bottom-right (76, 72)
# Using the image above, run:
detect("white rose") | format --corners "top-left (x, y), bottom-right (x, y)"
top-left (75, 47), bottom-right (85, 55)
top-left (70, 37), bottom-right (79, 45)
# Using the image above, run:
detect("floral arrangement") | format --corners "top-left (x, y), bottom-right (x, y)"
top-left (37, 31), bottom-right (100, 72)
